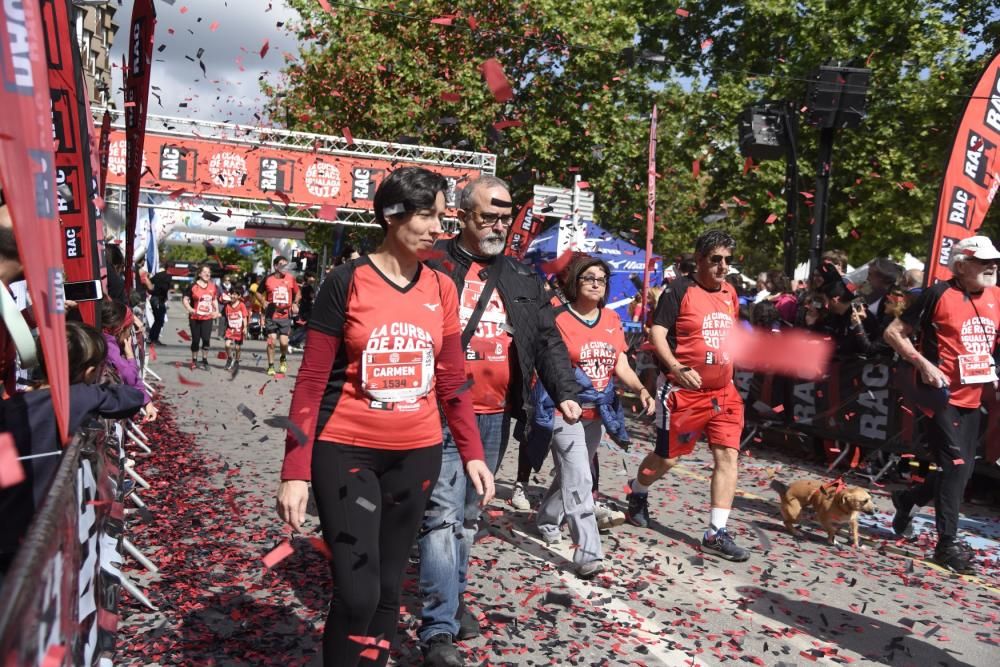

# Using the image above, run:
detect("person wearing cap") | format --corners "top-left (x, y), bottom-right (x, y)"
top-left (860, 257), bottom-right (902, 345)
top-left (884, 235), bottom-right (999, 575)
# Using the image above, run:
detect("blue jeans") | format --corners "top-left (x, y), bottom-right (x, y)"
top-left (418, 412), bottom-right (509, 641)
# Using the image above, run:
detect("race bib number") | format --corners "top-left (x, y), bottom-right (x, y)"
top-left (228, 314), bottom-right (244, 329)
top-left (272, 285), bottom-right (290, 306)
top-left (196, 294), bottom-right (214, 315)
top-left (957, 353), bottom-right (998, 385)
top-left (361, 348), bottom-right (434, 402)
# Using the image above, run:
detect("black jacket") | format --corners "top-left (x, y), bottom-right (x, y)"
top-left (426, 238), bottom-right (579, 420)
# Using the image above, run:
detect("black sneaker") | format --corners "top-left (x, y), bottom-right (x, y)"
top-left (933, 541), bottom-right (976, 575)
top-left (625, 491), bottom-right (650, 528)
top-left (702, 527), bottom-right (750, 562)
top-left (891, 490), bottom-right (915, 539)
top-left (199, 359), bottom-right (209, 370)
top-left (456, 605), bottom-right (480, 640)
top-left (224, 358), bottom-right (233, 371)
top-left (423, 633), bottom-right (464, 667)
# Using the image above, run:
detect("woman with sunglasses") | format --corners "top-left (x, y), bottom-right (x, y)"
top-left (529, 255), bottom-right (654, 578)
top-left (276, 167), bottom-right (494, 666)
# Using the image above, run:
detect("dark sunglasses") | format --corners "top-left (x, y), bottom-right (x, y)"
top-left (708, 254), bottom-right (732, 265)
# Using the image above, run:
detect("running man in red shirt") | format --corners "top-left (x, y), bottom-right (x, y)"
top-left (626, 229), bottom-right (750, 562)
top-left (264, 256), bottom-right (300, 376)
top-left (223, 288), bottom-right (249, 371)
top-left (885, 236), bottom-right (999, 574)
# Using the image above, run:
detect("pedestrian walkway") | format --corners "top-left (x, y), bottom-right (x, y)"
top-left (116, 302), bottom-right (1000, 666)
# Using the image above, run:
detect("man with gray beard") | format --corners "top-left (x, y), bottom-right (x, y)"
top-left (417, 175), bottom-right (581, 666)
top-left (885, 235), bottom-right (999, 575)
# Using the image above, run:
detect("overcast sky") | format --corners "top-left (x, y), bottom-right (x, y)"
top-left (108, 0), bottom-right (303, 125)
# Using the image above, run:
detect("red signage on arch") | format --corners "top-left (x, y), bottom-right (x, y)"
top-left (102, 131), bottom-right (482, 211)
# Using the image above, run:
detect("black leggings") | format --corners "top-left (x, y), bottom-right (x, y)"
top-left (188, 318), bottom-right (213, 354)
top-left (901, 403), bottom-right (980, 543)
top-left (312, 441), bottom-right (441, 667)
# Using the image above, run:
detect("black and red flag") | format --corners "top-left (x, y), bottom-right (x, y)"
top-left (503, 198), bottom-right (538, 260)
top-left (0, 0), bottom-right (71, 442)
top-left (41, 0), bottom-right (103, 326)
top-left (124, 0), bottom-right (157, 296)
top-left (926, 51), bottom-right (1000, 284)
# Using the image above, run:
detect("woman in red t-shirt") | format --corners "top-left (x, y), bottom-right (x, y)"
top-left (276, 168), bottom-right (494, 667)
top-left (536, 256), bottom-right (655, 578)
top-left (182, 265), bottom-right (220, 369)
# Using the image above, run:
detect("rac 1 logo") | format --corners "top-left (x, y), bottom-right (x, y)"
top-left (938, 236), bottom-right (961, 267)
top-left (64, 226), bottom-right (82, 259)
top-left (2, 0), bottom-right (34, 95)
top-left (984, 69), bottom-right (1000, 136)
top-left (946, 186), bottom-right (975, 229)
top-left (963, 130), bottom-right (995, 187)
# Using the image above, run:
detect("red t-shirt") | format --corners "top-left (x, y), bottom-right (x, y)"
top-left (902, 280), bottom-right (1000, 408)
top-left (186, 282), bottom-right (219, 320)
top-left (652, 276), bottom-right (739, 390)
top-left (310, 258), bottom-right (461, 449)
top-left (224, 302), bottom-right (249, 340)
top-left (555, 307), bottom-right (627, 420)
top-left (460, 261), bottom-right (512, 414)
top-left (264, 273), bottom-right (299, 319)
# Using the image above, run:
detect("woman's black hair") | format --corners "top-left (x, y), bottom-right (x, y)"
top-left (106, 243), bottom-right (125, 271)
top-left (100, 298), bottom-right (128, 333)
top-left (67, 321), bottom-right (108, 384)
top-left (750, 300), bottom-right (780, 329)
top-left (560, 254), bottom-right (613, 307)
top-left (372, 167), bottom-right (448, 234)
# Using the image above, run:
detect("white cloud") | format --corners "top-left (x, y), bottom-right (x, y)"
top-left (109, 0), bottom-right (302, 125)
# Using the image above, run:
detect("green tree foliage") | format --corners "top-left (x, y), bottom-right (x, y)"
top-left (270, 0), bottom-right (999, 274)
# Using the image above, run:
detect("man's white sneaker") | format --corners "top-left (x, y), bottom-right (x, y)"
top-left (510, 482), bottom-right (531, 510)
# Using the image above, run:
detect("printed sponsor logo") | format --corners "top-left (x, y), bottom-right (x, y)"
top-left (938, 235), bottom-right (960, 267)
top-left (444, 177), bottom-right (458, 207)
top-left (305, 162), bottom-right (341, 198)
top-left (64, 226), bottom-right (82, 258)
top-left (607, 258), bottom-right (645, 271)
top-left (51, 89), bottom-right (77, 153)
top-left (1, 1), bottom-right (34, 95)
top-left (351, 167), bottom-right (381, 200)
top-left (259, 157), bottom-right (294, 192)
top-left (963, 130), bottom-right (995, 187)
top-left (159, 145), bottom-right (197, 182)
top-left (30, 149), bottom-right (55, 219)
top-left (50, 267), bottom-right (65, 314)
top-left (129, 18), bottom-right (144, 77)
top-left (946, 186), bottom-right (975, 229)
top-left (208, 152), bottom-right (247, 189)
top-left (984, 69), bottom-right (1000, 136)
top-left (56, 165), bottom-right (80, 213)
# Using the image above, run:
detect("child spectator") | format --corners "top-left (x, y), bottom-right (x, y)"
top-left (0, 322), bottom-right (146, 585)
top-left (101, 299), bottom-right (158, 422)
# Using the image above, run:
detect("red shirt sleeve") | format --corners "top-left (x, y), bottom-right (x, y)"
top-left (436, 331), bottom-right (485, 465)
top-left (281, 328), bottom-right (340, 480)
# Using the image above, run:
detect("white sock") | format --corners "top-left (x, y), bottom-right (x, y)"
top-left (630, 478), bottom-right (648, 494)
top-left (708, 507), bottom-right (730, 535)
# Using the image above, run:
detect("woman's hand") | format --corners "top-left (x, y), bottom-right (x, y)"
top-left (276, 480), bottom-right (310, 532)
top-left (122, 335), bottom-right (134, 360)
top-left (465, 460), bottom-right (495, 507)
top-left (142, 402), bottom-right (158, 423)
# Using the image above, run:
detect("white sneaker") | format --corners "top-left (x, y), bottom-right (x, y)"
top-left (511, 482), bottom-right (531, 510)
top-left (595, 501), bottom-right (626, 531)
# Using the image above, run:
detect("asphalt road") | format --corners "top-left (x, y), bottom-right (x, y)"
top-left (116, 300), bottom-right (1000, 666)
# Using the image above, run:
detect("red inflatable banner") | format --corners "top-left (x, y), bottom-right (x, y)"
top-left (42, 0), bottom-right (102, 326)
top-left (124, 0), bottom-right (156, 296)
top-left (926, 51), bottom-right (1000, 284)
top-left (0, 0), bottom-right (70, 442)
top-left (102, 131), bottom-right (482, 213)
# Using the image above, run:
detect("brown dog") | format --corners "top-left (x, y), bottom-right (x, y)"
top-left (770, 479), bottom-right (876, 547)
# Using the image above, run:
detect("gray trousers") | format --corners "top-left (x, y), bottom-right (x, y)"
top-left (536, 417), bottom-right (604, 565)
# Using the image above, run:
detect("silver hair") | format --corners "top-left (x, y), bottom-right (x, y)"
top-left (457, 175), bottom-right (510, 211)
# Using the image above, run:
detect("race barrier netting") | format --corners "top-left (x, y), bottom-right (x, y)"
top-left (0, 341), bottom-right (162, 665)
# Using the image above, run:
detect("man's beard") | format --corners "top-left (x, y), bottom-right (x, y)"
top-left (479, 233), bottom-right (506, 256)
top-left (962, 269), bottom-right (997, 291)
